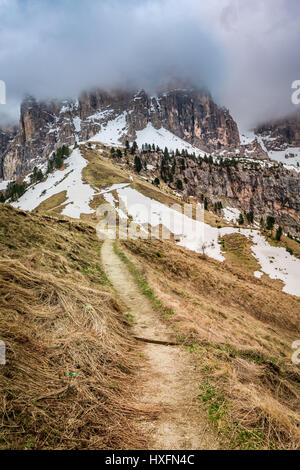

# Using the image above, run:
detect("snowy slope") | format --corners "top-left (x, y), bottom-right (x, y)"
top-left (88, 112), bottom-right (206, 156)
top-left (239, 127), bottom-right (300, 170)
top-left (268, 147), bottom-right (300, 169)
top-left (0, 180), bottom-right (12, 191)
top-left (99, 184), bottom-right (300, 297)
top-left (89, 112), bottom-right (128, 146)
top-left (222, 207), bottom-right (241, 224)
top-left (12, 149), bottom-right (95, 219)
top-left (135, 123), bottom-right (206, 156)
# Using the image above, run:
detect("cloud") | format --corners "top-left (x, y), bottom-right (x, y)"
top-left (0, 0), bottom-right (223, 125)
top-left (0, 0), bottom-right (299, 128)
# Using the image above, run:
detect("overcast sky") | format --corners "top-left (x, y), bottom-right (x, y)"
top-left (0, 0), bottom-right (299, 128)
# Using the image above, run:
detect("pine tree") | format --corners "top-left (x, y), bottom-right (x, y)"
top-left (176, 179), bottom-right (183, 191)
top-left (246, 211), bottom-right (254, 224)
top-left (131, 141), bottom-right (138, 154)
top-left (238, 213), bottom-right (244, 225)
top-left (266, 216), bottom-right (275, 231)
top-left (134, 155), bottom-right (142, 173)
top-left (37, 169), bottom-right (43, 182)
top-left (275, 226), bottom-right (283, 241)
top-left (55, 153), bottom-right (63, 169)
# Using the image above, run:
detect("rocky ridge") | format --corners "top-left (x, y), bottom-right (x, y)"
top-left (0, 88), bottom-right (240, 180)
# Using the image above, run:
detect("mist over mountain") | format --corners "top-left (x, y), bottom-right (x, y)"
top-left (0, 0), bottom-right (300, 128)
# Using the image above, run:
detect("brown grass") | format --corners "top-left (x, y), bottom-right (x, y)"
top-left (120, 237), bottom-right (300, 449)
top-left (0, 205), bottom-right (150, 450)
top-left (35, 191), bottom-right (68, 214)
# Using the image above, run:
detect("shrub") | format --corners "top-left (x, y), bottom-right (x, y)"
top-left (238, 213), bottom-right (244, 225)
top-left (275, 226), bottom-right (283, 241)
top-left (266, 216), bottom-right (275, 231)
top-left (5, 181), bottom-right (27, 201)
top-left (176, 179), bottom-right (183, 191)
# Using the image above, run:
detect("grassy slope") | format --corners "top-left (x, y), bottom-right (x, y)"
top-left (0, 205), bottom-right (148, 450)
top-left (3, 143), bottom-right (300, 450)
top-left (81, 145), bottom-right (300, 447)
top-left (120, 237), bottom-right (300, 450)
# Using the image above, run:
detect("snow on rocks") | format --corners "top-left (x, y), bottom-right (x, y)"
top-left (73, 116), bottom-right (81, 133)
top-left (239, 127), bottom-right (300, 171)
top-left (12, 149), bottom-right (95, 219)
top-left (268, 147), bottom-right (300, 171)
top-left (0, 180), bottom-right (12, 191)
top-left (223, 207), bottom-right (241, 224)
top-left (89, 112), bottom-right (128, 146)
top-left (86, 109), bottom-right (115, 122)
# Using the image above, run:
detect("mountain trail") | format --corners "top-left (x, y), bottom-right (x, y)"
top-left (101, 239), bottom-right (218, 450)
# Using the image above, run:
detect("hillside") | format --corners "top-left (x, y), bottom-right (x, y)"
top-left (1, 86), bottom-right (299, 237)
top-left (119, 237), bottom-right (300, 449)
top-left (0, 205), bottom-right (152, 450)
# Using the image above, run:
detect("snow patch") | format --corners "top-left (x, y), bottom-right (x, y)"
top-left (223, 207), bottom-right (241, 224)
top-left (0, 180), bottom-right (12, 191)
top-left (135, 123), bottom-right (205, 157)
top-left (103, 185), bottom-right (300, 298)
top-left (254, 271), bottom-right (263, 279)
top-left (73, 116), bottom-right (81, 133)
top-left (12, 149), bottom-right (95, 219)
top-left (89, 112), bottom-right (128, 146)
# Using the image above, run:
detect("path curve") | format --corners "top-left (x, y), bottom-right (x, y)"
top-left (101, 239), bottom-right (218, 450)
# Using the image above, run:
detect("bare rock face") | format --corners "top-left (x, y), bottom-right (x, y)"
top-left (125, 89), bottom-right (240, 151)
top-left (0, 125), bottom-right (18, 179)
top-left (187, 163), bottom-right (300, 233)
top-left (155, 90), bottom-right (240, 151)
top-left (0, 87), bottom-right (240, 180)
top-left (239, 138), bottom-right (269, 160)
top-left (2, 96), bottom-right (62, 179)
top-left (139, 149), bottom-right (300, 234)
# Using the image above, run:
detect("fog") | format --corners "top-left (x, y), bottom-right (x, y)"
top-left (0, 0), bottom-right (299, 128)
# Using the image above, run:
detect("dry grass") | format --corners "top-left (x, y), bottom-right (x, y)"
top-left (0, 205), bottom-right (150, 450)
top-left (121, 237), bottom-right (300, 449)
top-left (35, 191), bottom-right (68, 214)
top-left (81, 145), bottom-right (130, 190)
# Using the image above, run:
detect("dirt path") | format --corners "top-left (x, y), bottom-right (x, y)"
top-left (101, 239), bottom-right (218, 450)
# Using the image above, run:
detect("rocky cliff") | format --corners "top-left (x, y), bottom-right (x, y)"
top-left (0, 125), bottom-right (18, 179)
top-left (136, 148), bottom-right (300, 234)
top-left (1, 86), bottom-right (299, 234)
